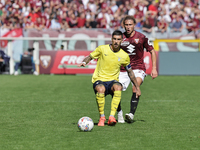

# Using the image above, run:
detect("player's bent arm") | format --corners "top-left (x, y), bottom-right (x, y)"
top-left (126, 68), bottom-right (139, 90)
top-left (149, 49), bottom-right (157, 69)
top-left (126, 68), bottom-right (141, 97)
top-left (149, 49), bottom-right (158, 79)
top-left (78, 55), bottom-right (93, 67)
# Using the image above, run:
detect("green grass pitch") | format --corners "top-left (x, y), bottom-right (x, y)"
top-left (0, 75), bottom-right (199, 150)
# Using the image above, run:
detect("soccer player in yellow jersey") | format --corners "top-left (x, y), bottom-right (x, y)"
top-left (78, 30), bottom-right (141, 126)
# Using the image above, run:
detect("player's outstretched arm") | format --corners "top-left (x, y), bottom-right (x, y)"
top-left (126, 68), bottom-right (141, 98)
top-left (78, 55), bottom-right (93, 67)
top-left (150, 49), bottom-right (158, 80)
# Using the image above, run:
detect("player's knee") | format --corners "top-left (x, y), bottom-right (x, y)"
top-left (113, 84), bottom-right (122, 91)
top-left (95, 84), bottom-right (105, 93)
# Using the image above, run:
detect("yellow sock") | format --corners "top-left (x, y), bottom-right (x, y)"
top-left (110, 91), bottom-right (121, 116)
top-left (96, 92), bottom-right (105, 115)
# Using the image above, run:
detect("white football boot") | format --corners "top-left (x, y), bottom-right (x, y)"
top-left (14, 71), bottom-right (18, 76)
top-left (117, 110), bottom-right (125, 123)
top-left (125, 113), bottom-right (134, 123)
top-left (33, 71), bottom-right (39, 76)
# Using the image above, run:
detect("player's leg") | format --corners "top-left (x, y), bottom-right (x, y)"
top-left (125, 77), bottom-right (143, 122)
top-left (125, 69), bottom-right (146, 123)
top-left (117, 72), bottom-right (131, 123)
top-left (93, 80), bottom-right (106, 126)
top-left (108, 81), bottom-right (123, 126)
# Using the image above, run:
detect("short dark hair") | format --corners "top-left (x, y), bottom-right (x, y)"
top-left (112, 30), bottom-right (123, 38)
top-left (123, 15), bottom-right (136, 25)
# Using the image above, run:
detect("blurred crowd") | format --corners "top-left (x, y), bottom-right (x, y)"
top-left (0, 0), bottom-right (200, 34)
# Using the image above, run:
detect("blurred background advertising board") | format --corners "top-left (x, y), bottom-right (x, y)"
top-left (39, 50), bottom-right (158, 75)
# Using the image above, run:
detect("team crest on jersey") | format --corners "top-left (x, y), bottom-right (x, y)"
top-left (134, 39), bottom-right (139, 44)
top-left (118, 57), bottom-right (121, 61)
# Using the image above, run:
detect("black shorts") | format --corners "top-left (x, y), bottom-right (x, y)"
top-left (93, 80), bottom-right (122, 96)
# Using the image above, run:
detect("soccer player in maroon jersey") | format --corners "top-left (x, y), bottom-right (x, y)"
top-left (117, 15), bottom-right (158, 123)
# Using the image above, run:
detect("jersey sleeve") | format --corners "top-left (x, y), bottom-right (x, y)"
top-left (122, 54), bottom-right (131, 69)
top-left (90, 46), bottom-right (101, 59)
top-left (143, 36), bottom-right (154, 52)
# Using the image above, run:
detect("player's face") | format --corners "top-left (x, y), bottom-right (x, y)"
top-left (112, 35), bottom-right (122, 51)
top-left (124, 19), bottom-right (135, 35)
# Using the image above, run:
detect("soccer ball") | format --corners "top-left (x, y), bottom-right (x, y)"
top-left (77, 116), bottom-right (94, 132)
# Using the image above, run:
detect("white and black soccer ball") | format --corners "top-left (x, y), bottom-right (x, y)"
top-left (77, 116), bottom-right (94, 132)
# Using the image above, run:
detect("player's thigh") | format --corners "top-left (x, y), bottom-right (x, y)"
top-left (132, 70), bottom-right (146, 92)
top-left (119, 72), bottom-right (131, 91)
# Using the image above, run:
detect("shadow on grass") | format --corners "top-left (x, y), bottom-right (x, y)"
top-left (73, 119), bottom-right (145, 126)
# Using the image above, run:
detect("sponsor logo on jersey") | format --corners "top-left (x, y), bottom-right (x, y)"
top-left (135, 39), bottom-right (139, 44)
top-left (121, 41), bottom-right (130, 46)
top-left (40, 55), bottom-right (51, 68)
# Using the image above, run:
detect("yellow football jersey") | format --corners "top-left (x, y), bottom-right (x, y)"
top-left (90, 44), bottom-right (130, 83)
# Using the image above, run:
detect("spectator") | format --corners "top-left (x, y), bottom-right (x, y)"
top-left (98, 14), bottom-right (107, 28)
top-left (148, 1), bottom-right (158, 14)
top-left (77, 13), bottom-right (86, 28)
top-left (28, 8), bottom-right (38, 23)
top-left (134, 9), bottom-right (143, 32)
top-left (42, 0), bottom-right (50, 12)
top-left (85, 20), bottom-right (91, 28)
top-left (22, 2), bottom-right (31, 17)
top-left (157, 18), bottom-right (168, 33)
top-left (60, 18), bottom-right (69, 30)
top-left (169, 0), bottom-right (180, 10)
top-left (89, 14), bottom-right (98, 28)
top-left (124, 0), bottom-right (131, 15)
top-left (128, 4), bottom-right (136, 16)
top-left (97, 4), bottom-right (111, 29)
top-left (34, 17), bottom-right (45, 31)
top-left (34, 0), bottom-right (42, 15)
top-left (115, 3), bottom-right (126, 21)
top-left (110, 0), bottom-right (118, 13)
top-left (50, 18), bottom-right (61, 30)
top-left (171, 16), bottom-right (184, 32)
top-left (142, 19), bottom-right (153, 33)
top-left (145, 11), bottom-right (157, 27)
top-left (157, 11), bottom-right (171, 24)
top-left (23, 16), bottom-right (34, 30)
top-left (45, 15), bottom-right (53, 29)
top-left (3, 16), bottom-right (13, 29)
top-left (186, 18), bottom-right (199, 34)
top-left (110, 13), bottom-right (121, 30)
top-left (42, 7), bottom-right (50, 22)
top-left (87, 0), bottom-right (97, 14)
top-left (136, 0), bottom-right (149, 16)
top-left (71, 2), bottom-right (79, 17)
top-left (78, 3), bottom-right (85, 16)
top-left (68, 13), bottom-right (78, 28)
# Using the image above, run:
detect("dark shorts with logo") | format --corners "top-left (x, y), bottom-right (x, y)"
top-left (93, 80), bottom-right (122, 96)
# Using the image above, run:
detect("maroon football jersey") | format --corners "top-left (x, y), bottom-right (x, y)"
top-left (120, 31), bottom-right (154, 72)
